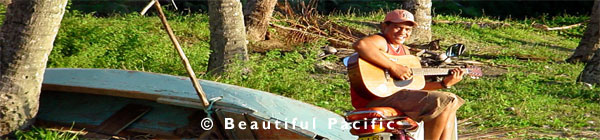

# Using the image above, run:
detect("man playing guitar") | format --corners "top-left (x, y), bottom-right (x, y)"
top-left (351, 9), bottom-right (465, 140)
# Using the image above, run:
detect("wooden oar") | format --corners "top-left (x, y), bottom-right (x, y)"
top-left (152, 0), bottom-right (210, 107)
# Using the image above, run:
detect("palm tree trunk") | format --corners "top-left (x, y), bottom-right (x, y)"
top-left (207, 0), bottom-right (249, 75)
top-left (243, 0), bottom-right (277, 41)
top-left (567, 0), bottom-right (599, 63)
top-left (0, 0), bottom-right (68, 136)
top-left (403, 0), bottom-right (432, 44)
top-left (578, 0), bottom-right (600, 83)
top-left (0, 0), bottom-right (10, 6)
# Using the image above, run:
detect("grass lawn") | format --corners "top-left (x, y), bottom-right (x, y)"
top-left (331, 12), bottom-right (599, 138)
top-left (7, 8), bottom-right (599, 139)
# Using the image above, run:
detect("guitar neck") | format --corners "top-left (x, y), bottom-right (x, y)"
top-left (411, 68), bottom-right (470, 76)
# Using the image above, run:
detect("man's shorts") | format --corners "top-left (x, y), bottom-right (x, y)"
top-left (365, 90), bottom-right (465, 122)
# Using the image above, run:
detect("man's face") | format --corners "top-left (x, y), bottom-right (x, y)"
top-left (382, 22), bottom-right (413, 44)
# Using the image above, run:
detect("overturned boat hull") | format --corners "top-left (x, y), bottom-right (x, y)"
top-left (39, 68), bottom-right (355, 139)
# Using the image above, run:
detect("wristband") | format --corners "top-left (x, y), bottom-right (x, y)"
top-left (441, 81), bottom-right (451, 89)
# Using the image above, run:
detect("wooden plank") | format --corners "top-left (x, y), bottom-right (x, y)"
top-left (215, 110), bottom-right (257, 139)
top-left (42, 84), bottom-right (161, 101)
top-left (203, 112), bottom-right (228, 139)
top-left (215, 111), bottom-right (234, 139)
top-left (225, 111), bottom-right (257, 139)
top-left (38, 91), bottom-right (198, 136)
top-left (93, 104), bottom-right (152, 135)
top-left (245, 115), bottom-right (312, 139)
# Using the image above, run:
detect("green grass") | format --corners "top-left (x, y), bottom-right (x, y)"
top-left (329, 12), bottom-right (598, 138)
top-left (215, 48), bottom-right (352, 113)
top-left (50, 11), bottom-right (211, 76)
top-left (431, 14), bottom-right (599, 138)
top-left (49, 11), bottom-right (355, 114)
top-left (13, 127), bottom-right (81, 140)
top-left (1, 7), bottom-right (596, 138)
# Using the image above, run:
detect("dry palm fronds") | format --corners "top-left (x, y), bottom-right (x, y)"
top-left (271, 0), bottom-right (369, 48)
top-left (532, 21), bottom-right (587, 31)
top-left (271, 23), bottom-right (353, 48)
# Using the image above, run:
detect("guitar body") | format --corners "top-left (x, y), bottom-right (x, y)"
top-left (347, 53), bottom-right (425, 99)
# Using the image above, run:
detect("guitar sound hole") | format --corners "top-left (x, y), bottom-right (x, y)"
top-left (393, 78), bottom-right (413, 87)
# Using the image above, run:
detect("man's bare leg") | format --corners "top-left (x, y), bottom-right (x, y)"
top-left (440, 102), bottom-right (459, 139)
top-left (424, 103), bottom-right (454, 140)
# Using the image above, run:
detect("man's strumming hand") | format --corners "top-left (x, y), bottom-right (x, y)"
top-left (389, 64), bottom-right (413, 81)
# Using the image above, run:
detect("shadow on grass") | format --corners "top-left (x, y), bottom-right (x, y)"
top-left (487, 30), bottom-right (576, 52)
top-left (468, 27), bottom-right (575, 55)
top-left (539, 80), bottom-right (600, 103)
top-left (469, 54), bottom-right (554, 62)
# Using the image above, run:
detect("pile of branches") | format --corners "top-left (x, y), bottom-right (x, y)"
top-left (271, 0), bottom-right (369, 49)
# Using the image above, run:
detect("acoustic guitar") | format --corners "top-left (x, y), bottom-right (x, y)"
top-left (347, 53), bottom-right (482, 99)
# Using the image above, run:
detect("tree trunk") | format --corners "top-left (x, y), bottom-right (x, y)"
top-left (579, 0), bottom-right (600, 83)
top-left (243, 0), bottom-right (277, 42)
top-left (402, 0), bottom-right (432, 44)
top-left (0, 0), bottom-right (10, 6)
top-left (567, 0), bottom-right (599, 63)
top-left (0, 0), bottom-right (68, 136)
top-left (207, 0), bottom-right (248, 75)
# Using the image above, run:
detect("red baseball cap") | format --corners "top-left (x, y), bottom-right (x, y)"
top-left (384, 9), bottom-right (417, 26)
